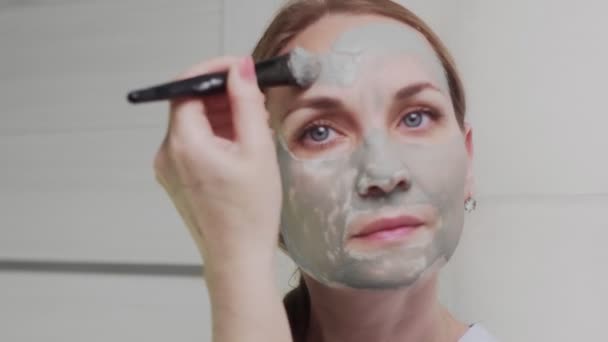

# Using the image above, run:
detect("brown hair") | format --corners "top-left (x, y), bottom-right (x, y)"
top-left (251, 1), bottom-right (466, 340)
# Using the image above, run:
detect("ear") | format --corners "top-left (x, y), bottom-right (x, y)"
top-left (463, 122), bottom-right (475, 200)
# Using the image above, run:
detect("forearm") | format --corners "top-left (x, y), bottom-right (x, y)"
top-left (205, 256), bottom-right (292, 342)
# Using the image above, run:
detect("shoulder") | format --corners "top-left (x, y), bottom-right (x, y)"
top-left (458, 324), bottom-right (499, 342)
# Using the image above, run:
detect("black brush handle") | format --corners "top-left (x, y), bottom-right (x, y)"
top-left (127, 54), bottom-right (294, 104)
top-left (127, 71), bottom-right (228, 103)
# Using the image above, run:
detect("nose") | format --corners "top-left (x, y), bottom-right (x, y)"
top-left (356, 166), bottom-right (411, 197)
top-left (354, 132), bottom-right (412, 198)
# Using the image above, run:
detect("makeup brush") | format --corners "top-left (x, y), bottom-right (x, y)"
top-left (126, 47), bottom-right (321, 104)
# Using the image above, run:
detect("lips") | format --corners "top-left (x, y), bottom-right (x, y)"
top-left (350, 215), bottom-right (425, 239)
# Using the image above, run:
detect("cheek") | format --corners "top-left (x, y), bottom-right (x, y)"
top-left (285, 159), bottom-right (342, 205)
top-left (279, 157), bottom-right (353, 268)
top-left (281, 155), bottom-right (354, 222)
top-left (417, 142), bottom-right (468, 204)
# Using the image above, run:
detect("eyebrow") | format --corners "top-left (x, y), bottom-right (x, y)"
top-left (281, 82), bottom-right (441, 121)
top-left (394, 82), bottom-right (441, 102)
top-left (281, 96), bottom-right (344, 122)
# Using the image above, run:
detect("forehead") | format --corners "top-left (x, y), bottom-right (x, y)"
top-left (283, 14), bottom-right (444, 78)
top-left (282, 14), bottom-right (429, 54)
top-left (268, 15), bottom-right (449, 114)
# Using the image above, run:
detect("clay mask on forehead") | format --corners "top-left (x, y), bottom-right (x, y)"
top-left (275, 22), bottom-right (468, 289)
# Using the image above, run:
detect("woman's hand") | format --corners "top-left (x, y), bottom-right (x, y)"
top-left (153, 56), bottom-right (290, 342)
top-left (153, 56), bottom-right (282, 272)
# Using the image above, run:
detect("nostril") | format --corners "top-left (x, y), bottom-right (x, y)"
top-left (363, 180), bottom-right (409, 197)
top-left (366, 185), bottom-right (385, 197)
top-left (396, 180), bottom-right (408, 189)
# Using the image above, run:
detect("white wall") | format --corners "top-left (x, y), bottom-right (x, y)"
top-left (2, 0), bottom-right (606, 341)
top-left (0, 1), bottom-right (219, 340)
top-left (436, 1), bottom-right (608, 340)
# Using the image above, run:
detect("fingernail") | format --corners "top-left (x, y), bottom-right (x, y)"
top-left (239, 56), bottom-right (256, 83)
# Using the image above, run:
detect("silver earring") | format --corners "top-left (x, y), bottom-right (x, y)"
top-left (464, 197), bottom-right (477, 213)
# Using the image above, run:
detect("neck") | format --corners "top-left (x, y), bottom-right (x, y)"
top-left (303, 271), bottom-right (467, 342)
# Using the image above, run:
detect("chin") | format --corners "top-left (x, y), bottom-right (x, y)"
top-left (326, 257), bottom-right (432, 290)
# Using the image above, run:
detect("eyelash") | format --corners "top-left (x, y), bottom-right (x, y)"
top-left (296, 107), bottom-right (440, 149)
top-left (297, 119), bottom-right (342, 150)
top-left (397, 107), bottom-right (440, 129)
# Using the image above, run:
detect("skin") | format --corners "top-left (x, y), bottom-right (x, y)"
top-left (154, 57), bottom-right (290, 342)
top-left (155, 12), bottom-right (475, 342)
top-left (267, 14), bottom-right (475, 341)
top-left (270, 20), bottom-right (468, 290)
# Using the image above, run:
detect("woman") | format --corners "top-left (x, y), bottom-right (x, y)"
top-left (153, 0), bottom-right (496, 341)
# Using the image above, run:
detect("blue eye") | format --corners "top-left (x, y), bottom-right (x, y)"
top-left (402, 111), bottom-right (425, 127)
top-left (305, 125), bottom-right (332, 142)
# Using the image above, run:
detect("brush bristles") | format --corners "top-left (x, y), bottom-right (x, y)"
top-left (288, 47), bottom-right (322, 88)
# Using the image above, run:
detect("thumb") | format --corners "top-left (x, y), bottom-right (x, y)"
top-left (227, 56), bottom-right (272, 152)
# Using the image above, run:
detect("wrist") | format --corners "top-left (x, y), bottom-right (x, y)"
top-left (203, 250), bottom-right (277, 286)
top-left (203, 255), bottom-right (291, 342)
top-left (204, 256), bottom-right (281, 318)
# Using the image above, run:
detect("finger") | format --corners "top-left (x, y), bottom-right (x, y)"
top-left (168, 97), bottom-right (211, 141)
top-left (202, 93), bottom-right (231, 113)
top-left (168, 56), bottom-right (240, 143)
top-left (226, 56), bottom-right (273, 152)
top-left (168, 93), bottom-right (231, 139)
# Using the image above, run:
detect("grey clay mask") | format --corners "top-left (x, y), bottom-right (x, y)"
top-left (274, 22), bottom-right (468, 289)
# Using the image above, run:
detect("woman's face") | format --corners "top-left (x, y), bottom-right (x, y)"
top-left (266, 14), bottom-right (474, 289)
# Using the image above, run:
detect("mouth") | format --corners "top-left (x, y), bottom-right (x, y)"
top-left (352, 216), bottom-right (424, 239)
top-left (347, 213), bottom-right (426, 245)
